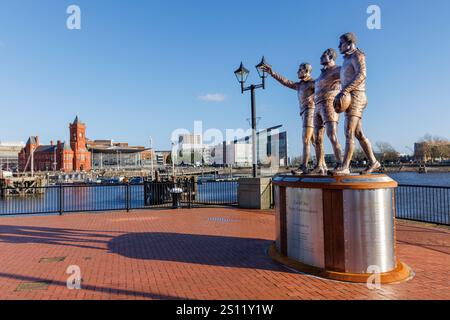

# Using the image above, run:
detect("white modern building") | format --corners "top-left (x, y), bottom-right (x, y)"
top-left (0, 141), bottom-right (25, 171)
top-left (209, 125), bottom-right (288, 167)
top-left (174, 127), bottom-right (288, 167)
top-left (175, 134), bottom-right (207, 165)
top-left (210, 142), bottom-right (252, 167)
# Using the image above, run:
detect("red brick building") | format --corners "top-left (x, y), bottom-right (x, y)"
top-left (18, 117), bottom-right (92, 172)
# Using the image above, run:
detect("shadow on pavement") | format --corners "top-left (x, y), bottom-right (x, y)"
top-left (108, 232), bottom-right (292, 272)
top-left (0, 272), bottom-right (183, 300)
top-left (0, 225), bottom-right (116, 250)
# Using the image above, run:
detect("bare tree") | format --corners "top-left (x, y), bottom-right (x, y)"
top-left (376, 142), bottom-right (400, 163)
top-left (352, 147), bottom-right (366, 162)
top-left (431, 137), bottom-right (450, 161)
top-left (443, 144), bottom-right (450, 159)
top-left (418, 134), bottom-right (450, 162)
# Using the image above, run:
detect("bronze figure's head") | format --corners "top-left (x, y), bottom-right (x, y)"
top-left (297, 63), bottom-right (312, 80)
top-left (339, 32), bottom-right (357, 54)
top-left (320, 48), bottom-right (337, 67)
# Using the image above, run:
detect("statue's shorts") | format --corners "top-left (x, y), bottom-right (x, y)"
top-left (314, 100), bottom-right (339, 128)
top-left (346, 91), bottom-right (367, 119)
top-left (301, 108), bottom-right (315, 128)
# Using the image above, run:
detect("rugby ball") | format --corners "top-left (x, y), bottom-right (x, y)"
top-left (334, 93), bottom-right (351, 113)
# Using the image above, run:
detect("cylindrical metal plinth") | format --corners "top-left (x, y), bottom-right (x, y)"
top-left (342, 188), bottom-right (395, 273)
top-left (271, 174), bottom-right (413, 283)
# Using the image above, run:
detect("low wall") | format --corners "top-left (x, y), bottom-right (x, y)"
top-left (237, 177), bottom-right (272, 210)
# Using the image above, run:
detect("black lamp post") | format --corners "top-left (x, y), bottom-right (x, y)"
top-left (234, 56), bottom-right (268, 178)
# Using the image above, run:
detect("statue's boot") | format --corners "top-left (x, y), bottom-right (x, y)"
top-left (291, 164), bottom-right (309, 176)
top-left (361, 161), bottom-right (381, 175)
top-left (311, 165), bottom-right (328, 176)
top-left (328, 162), bottom-right (342, 175)
top-left (333, 166), bottom-right (351, 176)
top-left (299, 164), bottom-right (310, 175)
top-left (359, 137), bottom-right (379, 174)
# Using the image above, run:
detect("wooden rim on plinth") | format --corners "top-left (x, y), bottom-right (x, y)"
top-left (269, 243), bottom-right (414, 284)
top-left (272, 174), bottom-right (398, 190)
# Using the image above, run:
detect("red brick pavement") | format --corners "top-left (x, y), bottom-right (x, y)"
top-left (0, 208), bottom-right (448, 300)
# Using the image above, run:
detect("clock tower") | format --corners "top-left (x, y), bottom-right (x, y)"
top-left (69, 116), bottom-right (91, 171)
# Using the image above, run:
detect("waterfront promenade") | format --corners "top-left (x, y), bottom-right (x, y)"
top-left (0, 208), bottom-right (448, 300)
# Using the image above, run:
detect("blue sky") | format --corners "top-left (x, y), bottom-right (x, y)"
top-left (0, 0), bottom-right (449, 157)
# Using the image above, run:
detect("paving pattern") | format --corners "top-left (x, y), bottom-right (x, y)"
top-left (0, 208), bottom-right (448, 300)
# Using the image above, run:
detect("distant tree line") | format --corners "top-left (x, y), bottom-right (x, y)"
top-left (291, 134), bottom-right (450, 166)
top-left (416, 134), bottom-right (450, 163)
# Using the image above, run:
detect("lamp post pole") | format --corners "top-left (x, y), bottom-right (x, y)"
top-left (150, 137), bottom-right (154, 181)
top-left (31, 147), bottom-right (34, 177)
top-left (250, 85), bottom-right (257, 178)
top-left (234, 57), bottom-right (268, 178)
top-left (54, 147), bottom-right (57, 172)
top-left (171, 142), bottom-right (176, 180)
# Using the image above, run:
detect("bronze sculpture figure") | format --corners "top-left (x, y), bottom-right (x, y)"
top-left (312, 49), bottom-right (343, 175)
top-left (333, 32), bottom-right (381, 175)
top-left (262, 63), bottom-right (315, 174)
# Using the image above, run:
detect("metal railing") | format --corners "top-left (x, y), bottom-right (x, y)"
top-left (266, 182), bottom-right (449, 226)
top-left (396, 185), bottom-right (450, 225)
top-left (0, 180), bottom-right (238, 216)
top-left (1, 181), bottom-right (449, 225)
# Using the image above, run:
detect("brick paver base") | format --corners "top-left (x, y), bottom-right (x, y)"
top-left (0, 208), bottom-right (448, 300)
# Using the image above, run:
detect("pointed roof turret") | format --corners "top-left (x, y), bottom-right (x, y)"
top-left (26, 136), bottom-right (38, 145)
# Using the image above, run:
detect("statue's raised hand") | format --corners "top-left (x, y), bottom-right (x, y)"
top-left (260, 64), bottom-right (273, 75)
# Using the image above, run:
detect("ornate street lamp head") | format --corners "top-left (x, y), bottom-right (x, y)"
top-left (255, 56), bottom-right (268, 80)
top-left (234, 62), bottom-right (250, 85)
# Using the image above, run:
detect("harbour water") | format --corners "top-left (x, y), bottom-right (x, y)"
top-left (0, 181), bottom-right (238, 216)
top-left (387, 172), bottom-right (450, 187)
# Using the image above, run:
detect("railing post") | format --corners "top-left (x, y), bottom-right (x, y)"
top-left (144, 181), bottom-right (148, 206)
top-left (126, 183), bottom-right (130, 212)
top-left (59, 184), bottom-right (64, 216)
top-left (188, 181), bottom-right (192, 209)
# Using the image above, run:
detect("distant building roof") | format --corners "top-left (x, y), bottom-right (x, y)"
top-left (0, 141), bottom-right (25, 147)
top-left (233, 125), bottom-right (284, 144)
top-left (87, 139), bottom-right (149, 154)
top-left (88, 139), bottom-right (113, 145)
top-left (35, 145), bottom-right (56, 153)
top-left (88, 145), bottom-right (149, 154)
top-left (0, 143), bottom-right (23, 157)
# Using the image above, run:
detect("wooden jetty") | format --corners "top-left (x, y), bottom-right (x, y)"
top-left (0, 176), bottom-right (48, 198)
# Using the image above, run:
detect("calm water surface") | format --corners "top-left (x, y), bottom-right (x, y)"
top-left (0, 182), bottom-right (237, 215)
top-left (388, 172), bottom-right (450, 187)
